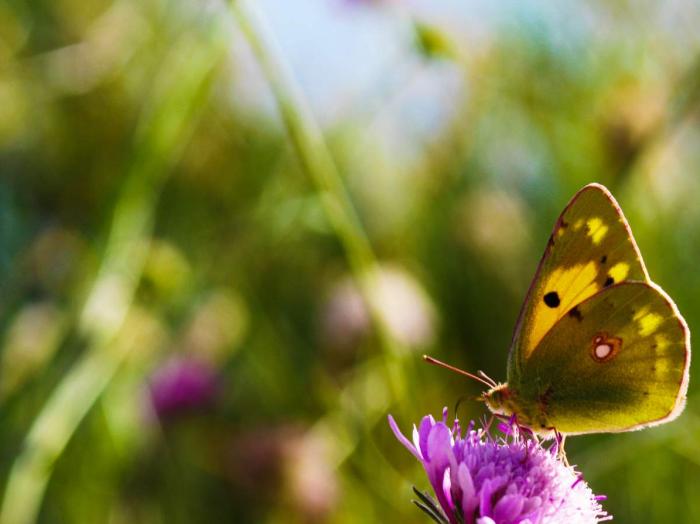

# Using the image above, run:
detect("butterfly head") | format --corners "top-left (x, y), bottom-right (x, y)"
top-left (482, 383), bottom-right (516, 418)
top-left (483, 384), bottom-right (555, 435)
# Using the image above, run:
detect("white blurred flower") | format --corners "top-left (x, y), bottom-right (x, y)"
top-left (454, 187), bottom-right (532, 287)
top-left (225, 425), bottom-right (340, 522)
top-left (0, 302), bottom-right (65, 398)
top-left (142, 239), bottom-right (192, 299)
top-left (456, 188), bottom-right (530, 260)
top-left (321, 265), bottom-right (436, 351)
top-left (284, 430), bottom-right (338, 522)
top-left (181, 290), bottom-right (249, 364)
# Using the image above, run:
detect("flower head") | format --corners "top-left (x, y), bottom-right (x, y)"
top-left (148, 356), bottom-right (220, 420)
top-left (389, 409), bottom-right (610, 524)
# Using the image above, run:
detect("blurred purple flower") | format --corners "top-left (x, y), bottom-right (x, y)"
top-left (149, 356), bottom-right (220, 420)
top-left (389, 410), bottom-right (610, 524)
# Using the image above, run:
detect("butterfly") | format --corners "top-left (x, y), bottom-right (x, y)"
top-left (427, 183), bottom-right (690, 436)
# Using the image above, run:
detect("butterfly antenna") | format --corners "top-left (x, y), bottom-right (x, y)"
top-left (422, 355), bottom-right (494, 389)
top-left (477, 370), bottom-right (498, 388)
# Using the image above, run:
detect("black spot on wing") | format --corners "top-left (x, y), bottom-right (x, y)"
top-left (604, 276), bottom-right (614, 287)
top-left (568, 306), bottom-right (583, 321)
top-left (600, 255), bottom-right (607, 264)
top-left (543, 291), bottom-right (560, 308)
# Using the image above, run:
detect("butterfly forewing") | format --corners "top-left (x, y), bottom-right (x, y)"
top-left (508, 184), bottom-right (649, 381)
top-left (516, 281), bottom-right (689, 434)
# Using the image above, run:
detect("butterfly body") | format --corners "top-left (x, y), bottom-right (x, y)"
top-left (481, 184), bottom-right (690, 436)
top-left (483, 383), bottom-right (553, 433)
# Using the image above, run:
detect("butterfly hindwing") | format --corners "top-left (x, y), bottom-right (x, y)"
top-left (508, 184), bottom-right (649, 381)
top-left (515, 281), bottom-right (689, 434)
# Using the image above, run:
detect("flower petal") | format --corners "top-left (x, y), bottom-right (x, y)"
top-left (418, 415), bottom-right (436, 458)
top-left (479, 478), bottom-right (495, 518)
top-left (493, 494), bottom-right (525, 524)
top-left (387, 415), bottom-right (422, 461)
top-left (457, 462), bottom-right (478, 524)
top-left (424, 423), bottom-right (456, 518)
top-left (442, 467), bottom-right (454, 511)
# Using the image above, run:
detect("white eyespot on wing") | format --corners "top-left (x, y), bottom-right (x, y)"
top-left (590, 332), bottom-right (622, 362)
top-left (595, 343), bottom-right (612, 359)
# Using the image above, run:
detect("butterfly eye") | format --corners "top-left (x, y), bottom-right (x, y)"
top-left (590, 333), bottom-right (622, 363)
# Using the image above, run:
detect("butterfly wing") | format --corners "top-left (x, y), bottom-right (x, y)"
top-left (508, 184), bottom-right (649, 382)
top-left (516, 281), bottom-right (690, 434)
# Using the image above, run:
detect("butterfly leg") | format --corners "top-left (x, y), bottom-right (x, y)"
top-left (482, 414), bottom-right (496, 433)
top-left (556, 432), bottom-right (569, 466)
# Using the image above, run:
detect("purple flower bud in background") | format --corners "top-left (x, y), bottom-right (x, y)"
top-left (148, 356), bottom-right (220, 421)
top-left (389, 409), bottom-right (610, 524)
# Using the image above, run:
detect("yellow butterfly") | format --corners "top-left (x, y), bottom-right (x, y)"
top-left (428, 183), bottom-right (690, 436)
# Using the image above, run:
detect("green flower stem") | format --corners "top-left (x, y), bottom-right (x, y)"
top-left (231, 0), bottom-right (406, 400)
top-left (0, 26), bottom-right (225, 524)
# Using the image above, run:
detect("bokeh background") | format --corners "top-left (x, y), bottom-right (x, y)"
top-left (1, 0), bottom-right (700, 522)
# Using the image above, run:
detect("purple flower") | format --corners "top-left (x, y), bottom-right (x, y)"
top-left (388, 409), bottom-right (610, 524)
top-left (148, 356), bottom-right (220, 420)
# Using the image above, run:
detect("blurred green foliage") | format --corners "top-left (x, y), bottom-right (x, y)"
top-left (1, 0), bottom-right (699, 522)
